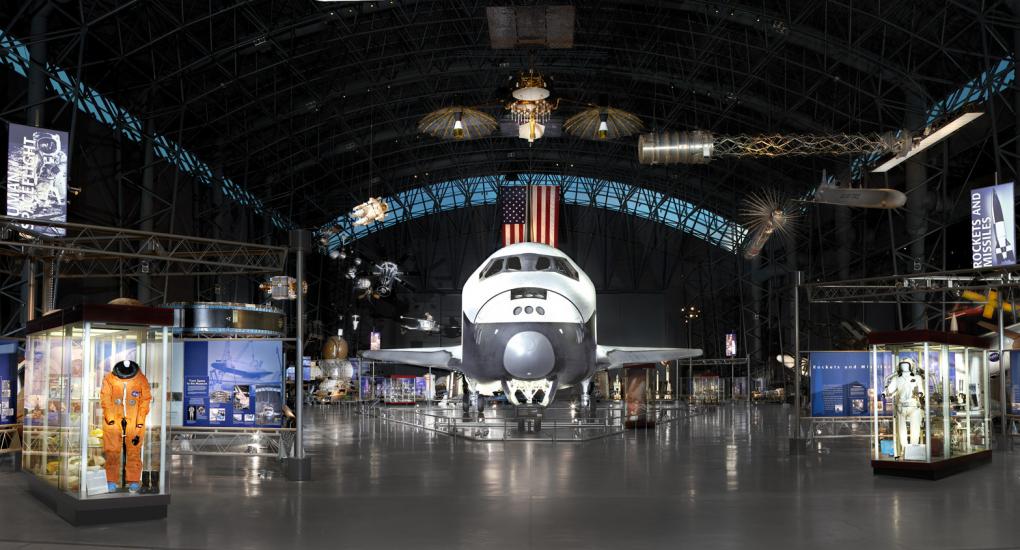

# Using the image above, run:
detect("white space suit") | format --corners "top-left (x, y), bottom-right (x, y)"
top-left (884, 359), bottom-right (924, 458)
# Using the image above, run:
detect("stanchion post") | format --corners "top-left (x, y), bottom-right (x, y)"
top-left (285, 229), bottom-right (312, 481)
top-left (789, 271), bottom-right (805, 454)
top-left (999, 285), bottom-right (1009, 448)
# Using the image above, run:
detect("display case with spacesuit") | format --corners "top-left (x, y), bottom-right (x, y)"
top-left (22, 304), bottom-right (173, 524)
top-left (867, 331), bottom-right (992, 479)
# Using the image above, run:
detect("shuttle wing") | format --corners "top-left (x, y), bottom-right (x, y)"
top-left (596, 345), bottom-right (702, 369)
top-left (360, 346), bottom-right (462, 369)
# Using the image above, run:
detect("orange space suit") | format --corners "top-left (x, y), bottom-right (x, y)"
top-left (99, 369), bottom-right (152, 485)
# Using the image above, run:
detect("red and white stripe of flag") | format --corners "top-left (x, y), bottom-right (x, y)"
top-left (502, 223), bottom-right (527, 246)
top-left (529, 185), bottom-right (559, 247)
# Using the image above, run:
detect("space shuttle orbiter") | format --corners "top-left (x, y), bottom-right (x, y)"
top-left (362, 242), bottom-right (701, 406)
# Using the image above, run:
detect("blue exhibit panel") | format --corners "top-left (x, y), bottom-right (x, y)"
top-left (810, 351), bottom-right (873, 417)
top-left (183, 340), bottom-right (284, 428)
top-left (0, 341), bottom-right (17, 424)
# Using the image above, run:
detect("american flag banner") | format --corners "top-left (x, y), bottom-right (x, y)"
top-left (500, 186), bottom-right (528, 246)
top-left (529, 185), bottom-right (560, 247)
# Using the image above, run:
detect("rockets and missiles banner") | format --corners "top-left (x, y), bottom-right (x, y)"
top-left (971, 182), bottom-right (1015, 268)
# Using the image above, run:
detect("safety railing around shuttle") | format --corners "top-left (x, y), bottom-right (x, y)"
top-left (169, 426), bottom-right (296, 459)
top-left (802, 416), bottom-right (892, 440)
top-left (359, 402), bottom-right (706, 442)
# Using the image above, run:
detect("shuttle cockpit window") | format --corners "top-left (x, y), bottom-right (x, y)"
top-left (479, 254), bottom-right (578, 280)
top-left (553, 258), bottom-right (579, 280)
top-left (481, 259), bottom-right (503, 279)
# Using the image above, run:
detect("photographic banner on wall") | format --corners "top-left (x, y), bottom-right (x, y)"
top-left (183, 340), bottom-right (283, 428)
top-left (724, 332), bottom-right (737, 357)
top-left (0, 340), bottom-right (18, 424)
top-left (810, 351), bottom-right (890, 417)
top-left (971, 182), bottom-right (1015, 268)
top-left (6, 123), bottom-right (68, 236)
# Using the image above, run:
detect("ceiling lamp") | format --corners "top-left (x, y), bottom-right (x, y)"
top-left (418, 107), bottom-right (498, 140)
top-left (507, 70), bottom-right (558, 144)
top-left (564, 106), bottom-right (644, 140)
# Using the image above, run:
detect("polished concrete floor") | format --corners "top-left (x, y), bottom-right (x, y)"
top-left (1, 403), bottom-right (1018, 550)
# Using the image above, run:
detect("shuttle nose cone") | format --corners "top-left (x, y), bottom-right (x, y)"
top-left (503, 331), bottom-right (555, 380)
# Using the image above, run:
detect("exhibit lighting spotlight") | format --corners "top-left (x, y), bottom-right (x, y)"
top-left (453, 111), bottom-right (464, 139)
top-left (597, 111), bottom-right (609, 139)
top-left (872, 111), bottom-right (983, 173)
top-left (329, 249), bottom-right (341, 260)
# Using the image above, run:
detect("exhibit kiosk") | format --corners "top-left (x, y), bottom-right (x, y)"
top-left (623, 364), bottom-right (656, 428)
top-left (869, 330), bottom-right (992, 479)
top-left (22, 304), bottom-right (173, 524)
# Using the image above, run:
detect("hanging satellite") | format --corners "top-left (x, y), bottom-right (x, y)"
top-left (354, 276), bottom-right (374, 300)
top-left (350, 197), bottom-right (389, 226)
top-left (740, 190), bottom-right (799, 259)
top-left (400, 312), bottom-right (440, 333)
top-left (418, 107), bottom-right (498, 140)
top-left (507, 70), bottom-right (558, 145)
top-left (416, 68), bottom-right (641, 146)
top-left (564, 106), bottom-right (644, 140)
top-left (371, 261), bottom-right (404, 297)
top-left (260, 276), bottom-right (308, 300)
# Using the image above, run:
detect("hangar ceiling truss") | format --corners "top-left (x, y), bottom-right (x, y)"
top-left (320, 173), bottom-right (746, 253)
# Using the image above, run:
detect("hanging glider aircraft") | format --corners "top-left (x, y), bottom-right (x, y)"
top-left (362, 242), bottom-right (702, 407)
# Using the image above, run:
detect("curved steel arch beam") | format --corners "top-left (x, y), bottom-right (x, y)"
top-left (320, 173), bottom-right (747, 253)
top-left (259, 141), bottom-right (810, 223)
top-left (120, 1), bottom-right (918, 101)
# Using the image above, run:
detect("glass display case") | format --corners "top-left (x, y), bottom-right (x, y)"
top-left (868, 330), bottom-right (992, 479)
top-left (22, 304), bottom-right (173, 524)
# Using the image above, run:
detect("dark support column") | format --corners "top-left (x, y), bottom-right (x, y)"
top-left (138, 120), bottom-right (155, 304)
top-left (789, 271), bottom-right (806, 454)
top-left (904, 93), bottom-right (928, 328)
top-left (835, 206), bottom-right (854, 323)
top-left (749, 256), bottom-right (763, 383)
top-left (20, 3), bottom-right (53, 325)
top-left (286, 229), bottom-right (312, 481)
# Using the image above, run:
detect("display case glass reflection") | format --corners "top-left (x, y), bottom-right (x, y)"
top-left (871, 340), bottom-right (990, 464)
top-left (23, 320), bottom-right (170, 499)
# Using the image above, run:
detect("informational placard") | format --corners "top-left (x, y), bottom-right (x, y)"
top-left (370, 331), bottom-right (381, 351)
top-left (183, 340), bottom-right (283, 428)
top-left (724, 332), bottom-right (737, 357)
top-left (971, 182), bottom-right (1015, 268)
top-left (810, 351), bottom-right (886, 417)
top-left (0, 341), bottom-right (18, 424)
top-left (6, 123), bottom-right (68, 236)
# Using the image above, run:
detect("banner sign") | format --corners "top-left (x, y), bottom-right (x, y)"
top-left (6, 123), bottom-right (68, 236)
top-left (724, 332), bottom-right (737, 357)
top-left (810, 351), bottom-right (889, 417)
top-left (0, 341), bottom-right (17, 424)
top-left (971, 182), bottom-right (1015, 268)
top-left (183, 340), bottom-right (283, 428)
